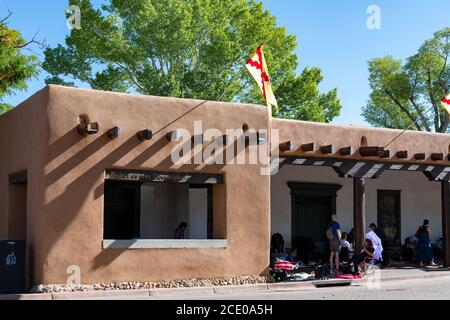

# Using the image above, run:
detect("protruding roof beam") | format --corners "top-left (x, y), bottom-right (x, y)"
top-left (396, 151), bottom-right (408, 159)
top-left (320, 145), bottom-right (335, 154)
top-left (432, 153), bottom-right (444, 161)
top-left (339, 147), bottom-right (352, 156)
top-left (414, 153), bottom-right (426, 160)
top-left (279, 141), bottom-right (294, 152)
top-left (301, 143), bottom-right (315, 152)
top-left (359, 146), bottom-right (384, 157)
top-left (380, 150), bottom-right (391, 158)
top-left (107, 127), bottom-right (122, 139)
top-left (137, 129), bottom-right (153, 141)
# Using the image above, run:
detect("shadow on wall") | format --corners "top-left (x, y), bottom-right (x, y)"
top-left (39, 124), bottom-right (244, 279)
top-left (41, 131), bottom-right (143, 279)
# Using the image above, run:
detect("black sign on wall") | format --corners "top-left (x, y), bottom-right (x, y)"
top-left (105, 169), bottom-right (224, 185)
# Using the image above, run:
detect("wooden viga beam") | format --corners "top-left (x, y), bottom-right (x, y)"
top-left (396, 151), bottom-right (408, 159)
top-left (414, 153), bottom-right (426, 160)
top-left (301, 143), bottom-right (315, 152)
top-left (359, 146), bottom-right (385, 157)
top-left (431, 153), bottom-right (444, 161)
top-left (338, 147), bottom-right (352, 156)
top-left (137, 129), bottom-right (153, 141)
top-left (279, 141), bottom-right (294, 152)
top-left (107, 127), bottom-right (122, 139)
top-left (320, 145), bottom-right (335, 154)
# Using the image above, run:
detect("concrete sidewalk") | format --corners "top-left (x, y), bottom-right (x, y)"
top-left (2, 267), bottom-right (450, 300)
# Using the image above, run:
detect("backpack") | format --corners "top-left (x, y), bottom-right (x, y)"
top-left (326, 225), bottom-right (334, 241)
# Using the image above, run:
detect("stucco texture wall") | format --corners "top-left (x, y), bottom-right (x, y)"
top-left (0, 87), bottom-right (49, 287)
top-left (35, 85), bottom-right (270, 285)
top-left (273, 119), bottom-right (450, 165)
top-left (272, 165), bottom-right (443, 247)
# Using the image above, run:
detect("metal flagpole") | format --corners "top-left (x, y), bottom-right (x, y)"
top-left (384, 105), bottom-right (436, 149)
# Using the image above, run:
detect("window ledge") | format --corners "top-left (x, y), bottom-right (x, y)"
top-left (103, 239), bottom-right (228, 250)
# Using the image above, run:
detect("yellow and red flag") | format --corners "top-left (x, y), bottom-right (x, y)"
top-left (246, 45), bottom-right (278, 111)
top-left (442, 94), bottom-right (450, 115)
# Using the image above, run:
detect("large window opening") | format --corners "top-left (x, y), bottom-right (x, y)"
top-left (103, 170), bottom-right (220, 244)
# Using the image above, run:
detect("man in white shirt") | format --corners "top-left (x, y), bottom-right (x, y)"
top-left (366, 228), bottom-right (383, 262)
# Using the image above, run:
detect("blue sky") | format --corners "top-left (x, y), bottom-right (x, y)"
top-left (1, 0), bottom-right (449, 125)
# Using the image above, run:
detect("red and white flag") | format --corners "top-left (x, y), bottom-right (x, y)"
top-left (442, 94), bottom-right (450, 115)
top-left (246, 45), bottom-right (278, 111)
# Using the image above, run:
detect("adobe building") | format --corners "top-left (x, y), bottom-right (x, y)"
top-left (1, 85), bottom-right (450, 289)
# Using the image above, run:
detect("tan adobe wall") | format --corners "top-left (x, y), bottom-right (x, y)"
top-left (274, 119), bottom-right (450, 164)
top-left (35, 85), bottom-right (270, 285)
top-left (0, 87), bottom-right (50, 286)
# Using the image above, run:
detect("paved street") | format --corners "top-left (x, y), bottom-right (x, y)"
top-left (105, 276), bottom-right (450, 301)
top-left (3, 267), bottom-right (450, 300)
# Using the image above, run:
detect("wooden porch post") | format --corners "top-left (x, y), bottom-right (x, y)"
top-left (441, 181), bottom-right (450, 267)
top-left (353, 178), bottom-right (366, 254)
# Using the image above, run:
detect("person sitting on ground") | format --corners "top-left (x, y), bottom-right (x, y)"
top-left (174, 222), bottom-right (188, 239)
top-left (270, 233), bottom-right (288, 269)
top-left (352, 239), bottom-right (375, 275)
top-left (341, 232), bottom-right (354, 260)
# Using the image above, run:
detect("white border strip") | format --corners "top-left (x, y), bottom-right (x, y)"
top-left (103, 239), bottom-right (228, 249)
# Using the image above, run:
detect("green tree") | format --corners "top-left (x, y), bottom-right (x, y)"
top-left (363, 28), bottom-right (450, 132)
top-left (43, 0), bottom-right (341, 122)
top-left (0, 13), bottom-right (39, 113)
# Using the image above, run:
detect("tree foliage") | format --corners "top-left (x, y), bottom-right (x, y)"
top-left (363, 28), bottom-right (450, 132)
top-left (43, 0), bottom-right (341, 122)
top-left (0, 13), bottom-right (39, 113)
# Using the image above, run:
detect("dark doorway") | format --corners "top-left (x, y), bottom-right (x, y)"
top-left (288, 183), bottom-right (342, 261)
top-left (8, 172), bottom-right (27, 241)
top-left (377, 190), bottom-right (401, 246)
top-left (104, 181), bottom-right (141, 240)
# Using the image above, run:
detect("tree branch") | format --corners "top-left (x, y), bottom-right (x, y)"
top-left (1, 11), bottom-right (13, 23)
top-left (15, 29), bottom-right (46, 49)
top-left (384, 88), bottom-right (422, 131)
top-left (409, 97), bottom-right (431, 132)
top-left (426, 70), bottom-right (441, 132)
top-left (115, 62), bottom-right (147, 93)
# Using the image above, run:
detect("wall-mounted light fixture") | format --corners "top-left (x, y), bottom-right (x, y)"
top-left (108, 127), bottom-right (122, 139)
top-left (77, 122), bottom-right (99, 137)
top-left (137, 129), bottom-right (153, 141)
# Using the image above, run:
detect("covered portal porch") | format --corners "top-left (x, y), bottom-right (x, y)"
top-left (271, 156), bottom-right (450, 266)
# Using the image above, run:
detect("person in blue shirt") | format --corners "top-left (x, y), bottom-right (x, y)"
top-left (328, 214), bottom-right (342, 274)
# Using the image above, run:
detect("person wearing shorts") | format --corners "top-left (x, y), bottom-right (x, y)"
top-left (328, 214), bottom-right (342, 273)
